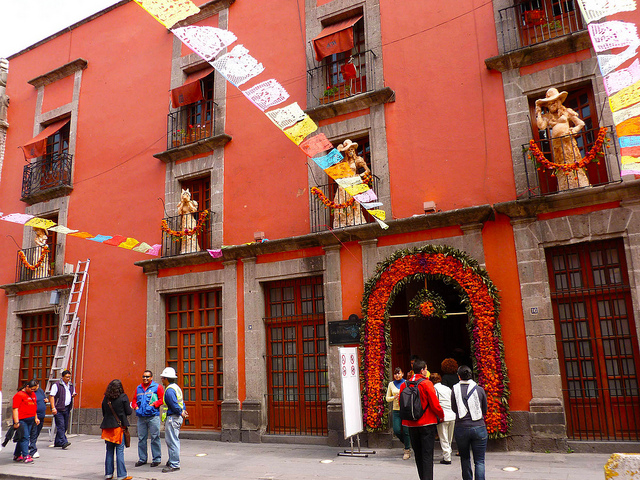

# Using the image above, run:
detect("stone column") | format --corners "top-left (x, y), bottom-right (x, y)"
top-left (460, 222), bottom-right (485, 267)
top-left (359, 238), bottom-right (379, 282)
top-left (323, 244), bottom-right (344, 446)
top-left (221, 259), bottom-right (240, 441)
top-left (240, 257), bottom-right (266, 442)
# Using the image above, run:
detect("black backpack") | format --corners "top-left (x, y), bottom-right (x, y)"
top-left (399, 378), bottom-right (426, 421)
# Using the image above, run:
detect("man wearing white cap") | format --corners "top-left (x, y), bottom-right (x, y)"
top-left (159, 367), bottom-right (188, 473)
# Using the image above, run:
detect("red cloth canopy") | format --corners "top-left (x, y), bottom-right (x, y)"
top-left (20, 118), bottom-right (70, 160)
top-left (170, 67), bottom-right (214, 108)
top-left (313, 15), bottom-right (363, 61)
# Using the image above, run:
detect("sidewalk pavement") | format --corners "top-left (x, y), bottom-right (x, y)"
top-left (0, 433), bottom-right (612, 480)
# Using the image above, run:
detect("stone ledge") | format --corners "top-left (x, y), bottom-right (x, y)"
top-left (21, 184), bottom-right (73, 205)
top-left (0, 274), bottom-right (74, 295)
top-left (485, 31), bottom-right (591, 72)
top-left (172, 0), bottom-right (236, 28)
top-left (135, 205), bottom-right (494, 273)
top-left (305, 87), bottom-right (396, 122)
top-left (494, 180), bottom-right (640, 219)
top-left (153, 134), bottom-right (232, 163)
top-left (28, 59), bottom-right (88, 88)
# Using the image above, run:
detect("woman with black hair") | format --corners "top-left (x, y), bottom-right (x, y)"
top-left (100, 379), bottom-right (132, 480)
top-left (451, 365), bottom-right (488, 480)
top-left (12, 379), bottom-right (40, 463)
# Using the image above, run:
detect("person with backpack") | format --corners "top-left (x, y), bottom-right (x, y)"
top-left (399, 359), bottom-right (444, 480)
top-left (451, 365), bottom-right (488, 480)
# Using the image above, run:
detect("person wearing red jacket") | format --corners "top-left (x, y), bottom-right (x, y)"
top-left (399, 359), bottom-right (444, 480)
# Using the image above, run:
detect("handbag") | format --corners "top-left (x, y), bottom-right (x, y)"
top-left (107, 400), bottom-right (131, 448)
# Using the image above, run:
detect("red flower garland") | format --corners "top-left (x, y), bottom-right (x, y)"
top-left (419, 301), bottom-right (435, 317)
top-left (528, 127), bottom-right (608, 173)
top-left (18, 246), bottom-right (49, 271)
top-left (360, 247), bottom-right (510, 438)
top-left (311, 175), bottom-right (374, 210)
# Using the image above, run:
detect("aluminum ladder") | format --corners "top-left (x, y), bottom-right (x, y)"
top-left (45, 259), bottom-right (90, 394)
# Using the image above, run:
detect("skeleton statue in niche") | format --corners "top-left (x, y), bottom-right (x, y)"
top-left (333, 139), bottom-right (371, 228)
top-left (177, 188), bottom-right (200, 254)
top-left (535, 88), bottom-right (590, 190)
top-left (33, 227), bottom-right (50, 277)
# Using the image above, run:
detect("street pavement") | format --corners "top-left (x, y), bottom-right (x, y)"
top-left (0, 433), bottom-right (613, 480)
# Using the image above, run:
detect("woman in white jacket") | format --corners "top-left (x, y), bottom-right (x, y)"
top-left (430, 373), bottom-right (456, 465)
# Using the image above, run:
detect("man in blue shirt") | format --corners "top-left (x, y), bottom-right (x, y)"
top-left (160, 367), bottom-right (188, 473)
top-left (29, 380), bottom-right (47, 458)
top-left (132, 370), bottom-right (164, 468)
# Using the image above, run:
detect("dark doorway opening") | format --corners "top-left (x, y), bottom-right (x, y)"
top-left (389, 278), bottom-right (472, 376)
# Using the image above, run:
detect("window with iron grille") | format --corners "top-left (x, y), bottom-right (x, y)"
top-left (165, 289), bottom-right (222, 429)
top-left (264, 277), bottom-right (328, 435)
top-left (546, 238), bottom-right (640, 440)
top-left (19, 312), bottom-right (58, 389)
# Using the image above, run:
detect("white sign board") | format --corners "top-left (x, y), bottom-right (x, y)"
top-left (339, 347), bottom-right (363, 439)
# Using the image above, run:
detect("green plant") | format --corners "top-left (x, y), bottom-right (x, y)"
top-left (323, 86), bottom-right (339, 97)
top-left (567, 447), bottom-right (574, 454)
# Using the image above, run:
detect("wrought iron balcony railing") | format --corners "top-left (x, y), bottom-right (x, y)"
top-left (310, 175), bottom-right (379, 233)
top-left (161, 211), bottom-right (211, 257)
top-left (497, 0), bottom-right (585, 54)
top-left (307, 50), bottom-right (376, 108)
top-left (167, 99), bottom-right (217, 150)
top-left (16, 245), bottom-right (57, 282)
top-left (522, 125), bottom-right (621, 197)
top-left (21, 153), bottom-right (73, 201)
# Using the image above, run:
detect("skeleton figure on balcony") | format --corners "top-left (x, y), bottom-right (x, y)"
top-left (535, 88), bottom-right (590, 190)
top-left (333, 139), bottom-right (370, 229)
top-left (33, 227), bottom-right (50, 277)
top-left (177, 188), bottom-right (200, 254)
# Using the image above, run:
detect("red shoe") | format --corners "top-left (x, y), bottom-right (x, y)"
top-left (13, 455), bottom-right (24, 462)
top-left (24, 455), bottom-right (34, 463)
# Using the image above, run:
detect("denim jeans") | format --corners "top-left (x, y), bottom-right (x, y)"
top-left (137, 415), bottom-right (161, 463)
top-left (105, 434), bottom-right (127, 479)
top-left (14, 417), bottom-right (34, 458)
top-left (391, 410), bottom-right (411, 449)
top-left (54, 406), bottom-right (71, 446)
top-left (165, 415), bottom-right (183, 468)
top-left (29, 415), bottom-right (45, 455)
top-left (408, 424), bottom-right (436, 480)
top-left (454, 424), bottom-right (488, 480)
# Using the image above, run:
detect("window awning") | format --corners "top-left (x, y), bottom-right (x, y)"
top-left (20, 118), bottom-right (70, 160)
top-left (170, 67), bottom-right (214, 108)
top-left (313, 15), bottom-right (363, 61)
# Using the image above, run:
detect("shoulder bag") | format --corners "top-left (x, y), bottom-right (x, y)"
top-left (108, 400), bottom-right (131, 448)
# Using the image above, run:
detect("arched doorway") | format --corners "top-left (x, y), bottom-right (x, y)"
top-left (359, 244), bottom-right (510, 438)
top-left (389, 278), bottom-right (472, 376)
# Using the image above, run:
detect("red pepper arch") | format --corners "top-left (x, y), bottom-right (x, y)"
top-left (359, 244), bottom-right (511, 438)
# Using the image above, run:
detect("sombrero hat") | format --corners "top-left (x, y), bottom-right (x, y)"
top-left (535, 87), bottom-right (568, 106)
top-left (337, 139), bottom-right (358, 152)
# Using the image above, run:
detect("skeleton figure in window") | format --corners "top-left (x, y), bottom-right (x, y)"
top-left (535, 88), bottom-right (590, 190)
top-left (33, 227), bottom-right (50, 277)
top-left (333, 139), bottom-right (370, 228)
top-left (177, 188), bottom-right (200, 254)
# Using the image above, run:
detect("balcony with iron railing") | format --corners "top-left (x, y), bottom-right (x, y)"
top-left (15, 245), bottom-right (58, 283)
top-left (154, 99), bottom-right (231, 163)
top-left (496, 0), bottom-right (585, 54)
top-left (161, 211), bottom-right (211, 257)
top-left (310, 175), bottom-right (380, 233)
top-left (522, 125), bottom-right (621, 197)
top-left (307, 50), bottom-right (376, 108)
top-left (21, 153), bottom-right (73, 204)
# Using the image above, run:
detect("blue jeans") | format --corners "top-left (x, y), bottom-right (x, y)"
top-left (105, 434), bottom-right (127, 479)
top-left (165, 415), bottom-right (183, 468)
top-left (454, 424), bottom-right (488, 480)
top-left (408, 424), bottom-right (436, 480)
top-left (14, 417), bottom-right (34, 458)
top-left (137, 415), bottom-right (161, 463)
top-left (29, 415), bottom-right (45, 455)
top-left (391, 410), bottom-right (411, 449)
top-left (54, 406), bottom-right (71, 446)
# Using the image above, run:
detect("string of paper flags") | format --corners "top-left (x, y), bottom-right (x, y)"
top-left (133, 0), bottom-right (389, 229)
top-left (578, 0), bottom-right (640, 175)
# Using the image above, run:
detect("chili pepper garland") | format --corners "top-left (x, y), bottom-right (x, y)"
top-left (528, 127), bottom-right (609, 174)
top-left (161, 210), bottom-right (209, 240)
top-left (18, 245), bottom-right (49, 271)
top-left (359, 245), bottom-right (510, 438)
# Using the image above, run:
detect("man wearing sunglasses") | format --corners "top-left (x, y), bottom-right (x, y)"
top-left (131, 370), bottom-right (164, 468)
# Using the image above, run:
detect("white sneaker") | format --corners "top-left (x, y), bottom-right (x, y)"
top-left (32, 452), bottom-right (40, 458)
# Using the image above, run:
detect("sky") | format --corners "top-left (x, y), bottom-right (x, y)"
top-left (0, 0), bottom-right (122, 59)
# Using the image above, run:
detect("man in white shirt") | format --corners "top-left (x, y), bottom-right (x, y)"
top-left (48, 370), bottom-right (76, 449)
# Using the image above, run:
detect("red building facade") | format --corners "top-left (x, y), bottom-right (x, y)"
top-left (0, 0), bottom-right (638, 451)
